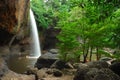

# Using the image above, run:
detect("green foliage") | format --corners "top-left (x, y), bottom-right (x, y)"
top-left (111, 9), bottom-right (120, 48)
top-left (31, 0), bottom-right (48, 28)
top-left (31, 0), bottom-right (120, 62)
top-left (56, 0), bottom-right (120, 62)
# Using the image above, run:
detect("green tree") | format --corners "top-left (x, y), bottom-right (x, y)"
top-left (31, 0), bottom-right (48, 28)
top-left (57, 0), bottom-right (120, 62)
top-left (31, 0), bottom-right (120, 62)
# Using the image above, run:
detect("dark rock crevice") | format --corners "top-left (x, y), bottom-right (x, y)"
top-left (0, 29), bottom-right (14, 45)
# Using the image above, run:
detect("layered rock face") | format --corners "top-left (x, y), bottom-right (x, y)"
top-left (0, 0), bottom-right (29, 45)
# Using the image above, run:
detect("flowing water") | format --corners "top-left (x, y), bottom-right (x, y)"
top-left (7, 9), bottom-right (41, 73)
top-left (29, 8), bottom-right (41, 58)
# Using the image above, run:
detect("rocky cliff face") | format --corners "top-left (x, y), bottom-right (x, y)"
top-left (0, 0), bottom-right (29, 45)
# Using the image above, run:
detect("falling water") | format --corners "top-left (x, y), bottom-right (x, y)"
top-left (7, 9), bottom-right (41, 73)
top-left (29, 9), bottom-right (41, 58)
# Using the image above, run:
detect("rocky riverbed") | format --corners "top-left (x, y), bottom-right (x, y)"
top-left (29, 49), bottom-right (120, 80)
top-left (0, 47), bottom-right (120, 80)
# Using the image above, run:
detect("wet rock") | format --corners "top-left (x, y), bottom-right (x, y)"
top-left (99, 57), bottom-right (113, 61)
top-left (35, 58), bottom-right (56, 69)
top-left (111, 60), bottom-right (120, 64)
top-left (86, 61), bottom-right (109, 69)
top-left (25, 67), bottom-right (38, 80)
top-left (74, 63), bottom-right (89, 80)
top-left (53, 69), bottom-right (63, 77)
top-left (73, 63), bottom-right (87, 69)
top-left (109, 62), bottom-right (120, 76)
top-left (65, 62), bottom-right (74, 69)
top-left (35, 52), bottom-right (58, 69)
top-left (36, 69), bottom-right (47, 79)
top-left (94, 68), bottom-right (120, 80)
top-left (46, 69), bottom-right (53, 75)
top-left (49, 49), bottom-right (59, 54)
top-left (99, 57), bottom-right (115, 65)
top-left (74, 62), bottom-right (120, 80)
top-left (85, 68), bottom-right (99, 80)
top-left (51, 60), bottom-right (73, 70)
top-left (26, 67), bottom-right (38, 74)
top-left (40, 52), bottom-right (58, 60)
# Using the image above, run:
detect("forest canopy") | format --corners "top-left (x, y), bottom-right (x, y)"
top-left (31, 0), bottom-right (120, 62)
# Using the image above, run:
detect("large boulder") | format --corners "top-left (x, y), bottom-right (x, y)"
top-left (85, 68), bottom-right (99, 80)
top-left (74, 63), bottom-right (89, 80)
top-left (94, 68), bottom-right (120, 80)
top-left (109, 62), bottom-right (120, 76)
top-left (86, 61), bottom-right (109, 69)
top-left (74, 61), bottom-right (120, 80)
top-left (99, 57), bottom-right (115, 65)
top-left (35, 52), bottom-right (58, 69)
top-left (51, 60), bottom-right (74, 70)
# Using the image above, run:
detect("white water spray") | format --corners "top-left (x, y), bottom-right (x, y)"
top-left (29, 9), bottom-right (41, 58)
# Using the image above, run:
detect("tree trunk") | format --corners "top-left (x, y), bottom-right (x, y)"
top-left (96, 47), bottom-right (101, 60)
top-left (82, 39), bottom-right (86, 63)
top-left (83, 39), bottom-right (89, 63)
top-left (89, 47), bottom-right (93, 61)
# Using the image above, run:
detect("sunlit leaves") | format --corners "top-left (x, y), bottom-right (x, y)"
top-left (31, 0), bottom-right (48, 28)
top-left (30, 0), bottom-right (120, 61)
top-left (56, 0), bottom-right (120, 61)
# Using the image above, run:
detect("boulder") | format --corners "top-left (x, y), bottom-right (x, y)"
top-left (85, 68), bottom-right (99, 80)
top-left (94, 68), bottom-right (120, 80)
top-left (53, 69), bottom-right (63, 77)
top-left (99, 57), bottom-right (113, 61)
top-left (74, 63), bottom-right (89, 80)
top-left (46, 69), bottom-right (53, 75)
top-left (51, 60), bottom-right (74, 70)
top-left (99, 57), bottom-right (115, 65)
top-left (35, 52), bottom-right (58, 69)
top-left (49, 49), bottom-right (59, 54)
top-left (73, 63), bottom-right (87, 69)
top-left (109, 62), bottom-right (120, 76)
top-left (86, 61), bottom-right (109, 69)
top-left (25, 67), bottom-right (38, 79)
top-left (36, 69), bottom-right (47, 79)
top-left (73, 61), bottom-right (120, 80)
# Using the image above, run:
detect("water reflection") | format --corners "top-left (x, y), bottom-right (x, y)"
top-left (7, 55), bottom-right (37, 73)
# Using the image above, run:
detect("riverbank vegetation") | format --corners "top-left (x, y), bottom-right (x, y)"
top-left (31, 0), bottom-right (120, 62)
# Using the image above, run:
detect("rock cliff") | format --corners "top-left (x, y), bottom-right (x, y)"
top-left (0, 0), bottom-right (29, 45)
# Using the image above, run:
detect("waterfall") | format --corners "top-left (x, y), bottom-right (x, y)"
top-left (29, 9), bottom-right (41, 58)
